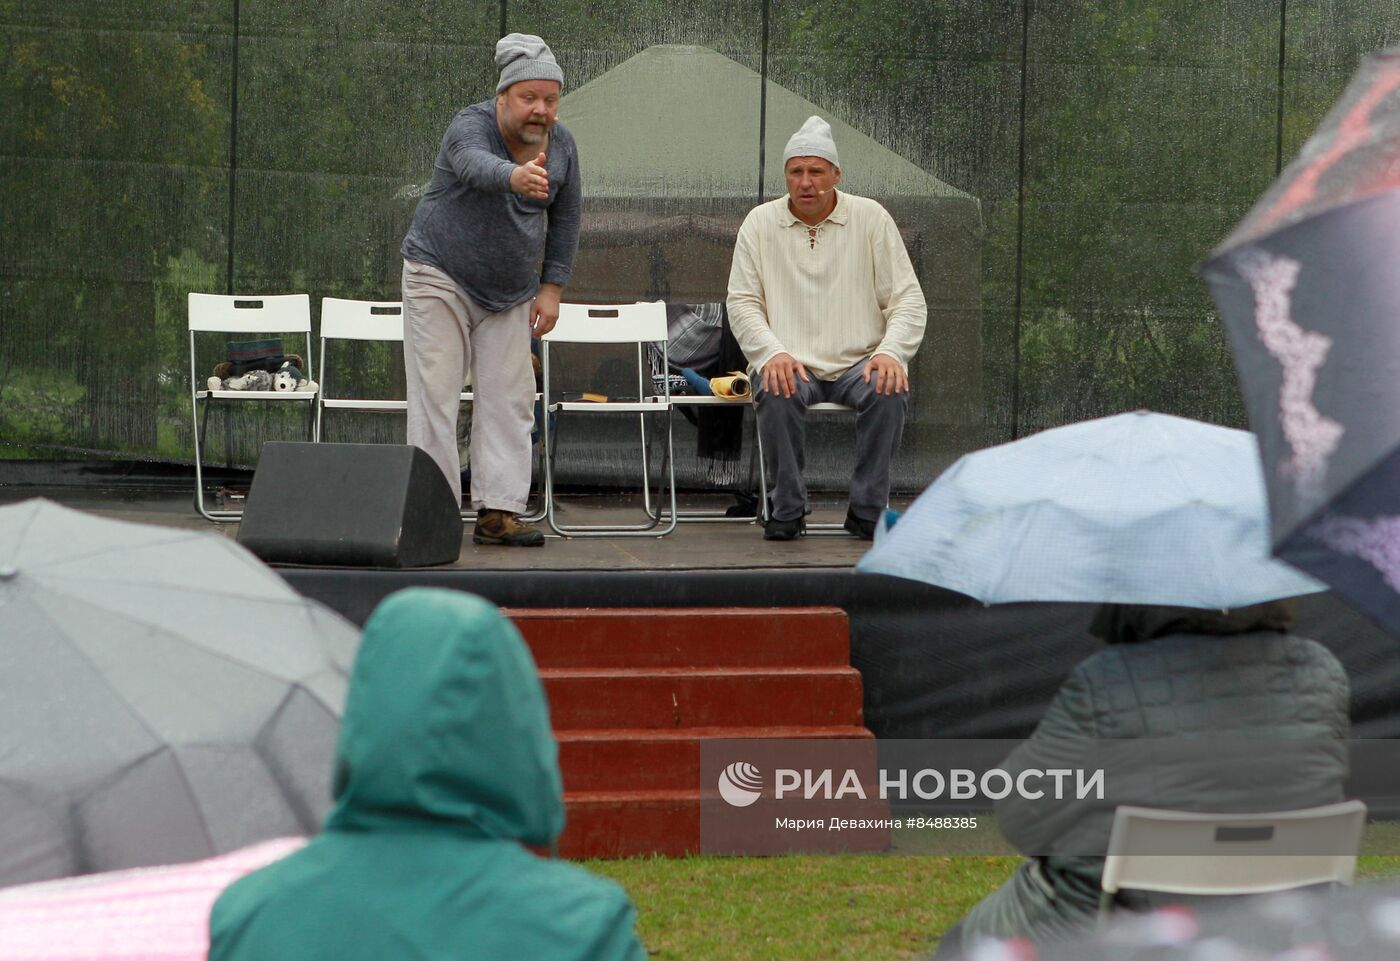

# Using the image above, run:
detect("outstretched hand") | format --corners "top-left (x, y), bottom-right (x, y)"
top-left (862, 354), bottom-right (908, 395)
top-left (509, 153), bottom-right (550, 200)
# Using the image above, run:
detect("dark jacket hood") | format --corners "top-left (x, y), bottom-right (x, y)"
top-left (324, 588), bottom-right (564, 845)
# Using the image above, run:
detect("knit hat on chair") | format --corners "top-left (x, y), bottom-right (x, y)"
top-left (782, 115), bottom-right (840, 169)
top-left (495, 34), bottom-right (564, 93)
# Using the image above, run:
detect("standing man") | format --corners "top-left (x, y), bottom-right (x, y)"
top-left (727, 116), bottom-right (926, 541)
top-left (401, 33), bottom-right (581, 547)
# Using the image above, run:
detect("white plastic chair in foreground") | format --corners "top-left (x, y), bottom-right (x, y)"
top-left (1099, 800), bottom-right (1367, 918)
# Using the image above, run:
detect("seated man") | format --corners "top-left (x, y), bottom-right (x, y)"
top-left (727, 115), bottom-right (927, 540)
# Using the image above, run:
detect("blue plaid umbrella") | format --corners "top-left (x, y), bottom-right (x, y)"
top-left (857, 412), bottom-right (1323, 608)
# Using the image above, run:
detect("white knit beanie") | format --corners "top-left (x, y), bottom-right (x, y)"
top-left (782, 115), bottom-right (840, 168)
top-left (495, 34), bottom-right (564, 93)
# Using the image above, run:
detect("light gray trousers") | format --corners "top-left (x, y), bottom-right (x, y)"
top-left (754, 359), bottom-right (908, 523)
top-left (402, 260), bottom-right (534, 512)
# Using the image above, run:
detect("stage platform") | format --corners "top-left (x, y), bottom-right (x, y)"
top-left (0, 482), bottom-right (876, 573)
top-left (5, 476), bottom-right (1399, 745)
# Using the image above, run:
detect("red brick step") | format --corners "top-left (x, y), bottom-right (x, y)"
top-left (503, 607), bottom-right (875, 859)
top-left (507, 607), bottom-right (851, 669)
top-left (541, 666), bottom-right (864, 729)
top-left (558, 790), bottom-right (698, 859)
top-left (557, 725), bottom-right (873, 792)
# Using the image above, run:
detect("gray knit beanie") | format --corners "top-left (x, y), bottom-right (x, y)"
top-left (782, 115), bottom-right (840, 169)
top-left (495, 33), bottom-right (564, 93)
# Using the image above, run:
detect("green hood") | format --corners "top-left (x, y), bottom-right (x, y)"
top-left (325, 588), bottom-right (563, 846)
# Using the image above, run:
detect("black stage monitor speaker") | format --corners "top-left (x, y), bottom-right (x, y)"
top-left (237, 442), bottom-right (461, 567)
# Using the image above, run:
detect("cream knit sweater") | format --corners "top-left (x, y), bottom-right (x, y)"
top-left (726, 191), bottom-right (926, 381)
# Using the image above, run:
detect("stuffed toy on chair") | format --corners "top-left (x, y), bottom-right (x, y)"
top-left (272, 360), bottom-right (315, 392)
top-left (220, 369), bottom-right (273, 391)
top-left (208, 357), bottom-right (316, 392)
top-left (212, 351), bottom-right (304, 379)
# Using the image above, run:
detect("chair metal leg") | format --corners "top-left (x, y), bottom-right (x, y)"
top-left (755, 411), bottom-right (770, 524)
top-left (546, 409), bottom-right (675, 537)
top-left (749, 429), bottom-right (767, 523)
top-left (644, 427), bottom-right (667, 524)
top-left (192, 395), bottom-right (213, 520)
top-left (193, 397), bottom-right (319, 523)
top-left (192, 397), bottom-right (241, 522)
top-left (637, 410), bottom-right (654, 518)
top-left (541, 399), bottom-right (555, 532)
top-left (654, 403), bottom-right (765, 524)
top-left (514, 396), bottom-right (549, 522)
top-left (641, 409), bottom-right (677, 526)
top-left (518, 423), bottom-right (547, 523)
top-left (636, 344), bottom-right (653, 520)
top-left (658, 407), bottom-right (678, 536)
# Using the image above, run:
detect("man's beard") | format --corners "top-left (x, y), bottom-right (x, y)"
top-left (514, 119), bottom-right (550, 144)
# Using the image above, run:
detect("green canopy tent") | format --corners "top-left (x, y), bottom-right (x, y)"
top-left (559, 45), bottom-right (985, 468)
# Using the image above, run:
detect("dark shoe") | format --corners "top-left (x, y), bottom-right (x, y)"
top-left (763, 514), bottom-right (806, 541)
top-left (473, 509), bottom-right (545, 547)
top-left (843, 509), bottom-right (876, 541)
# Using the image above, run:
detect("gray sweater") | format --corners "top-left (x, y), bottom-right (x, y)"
top-left (402, 101), bottom-right (582, 312)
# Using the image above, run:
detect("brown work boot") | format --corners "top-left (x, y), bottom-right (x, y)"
top-left (472, 509), bottom-right (545, 547)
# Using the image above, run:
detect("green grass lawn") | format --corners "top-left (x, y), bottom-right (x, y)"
top-left (585, 850), bottom-right (1400, 961)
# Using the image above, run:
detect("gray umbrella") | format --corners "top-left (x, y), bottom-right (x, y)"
top-left (0, 499), bottom-right (358, 886)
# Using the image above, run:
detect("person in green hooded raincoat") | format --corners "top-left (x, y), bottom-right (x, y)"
top-left (208, 587), bottom-right (646, 961)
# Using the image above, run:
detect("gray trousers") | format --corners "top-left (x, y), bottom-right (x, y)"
top-left (754, 359), bottom-right (908, 523)
top-left (402, 260), bottom-right (534, 512)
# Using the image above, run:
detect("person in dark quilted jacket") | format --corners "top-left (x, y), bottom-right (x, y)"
top-left (932, 598), bottom-right (1350, 957)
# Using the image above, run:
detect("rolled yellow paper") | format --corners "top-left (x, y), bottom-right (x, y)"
top-left (710, 371), bottom-right (751, 400)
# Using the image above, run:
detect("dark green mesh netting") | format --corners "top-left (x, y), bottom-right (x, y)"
top-left (1, 0), bottom-right (1387, 489)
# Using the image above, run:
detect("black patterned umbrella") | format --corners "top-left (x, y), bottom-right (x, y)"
top-left (1202, 47), bottom-right (1400, 637)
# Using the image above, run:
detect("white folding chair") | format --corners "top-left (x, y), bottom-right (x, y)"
top-left (188, 293), bottom-right (315, 522)
top-left (541, 301), bottom-right (677, 537)
top-left (314, 296), bottom-right (543, 522)
top-left (1099, 800), bottom-right (1367, 919)
top-left (647, 392), bottom-right (766, 524)
top-left (315, 297), bottom-right (407, 442)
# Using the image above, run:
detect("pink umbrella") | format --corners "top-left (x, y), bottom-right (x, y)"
top-left (0, 837), bottom-right (305, 961)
